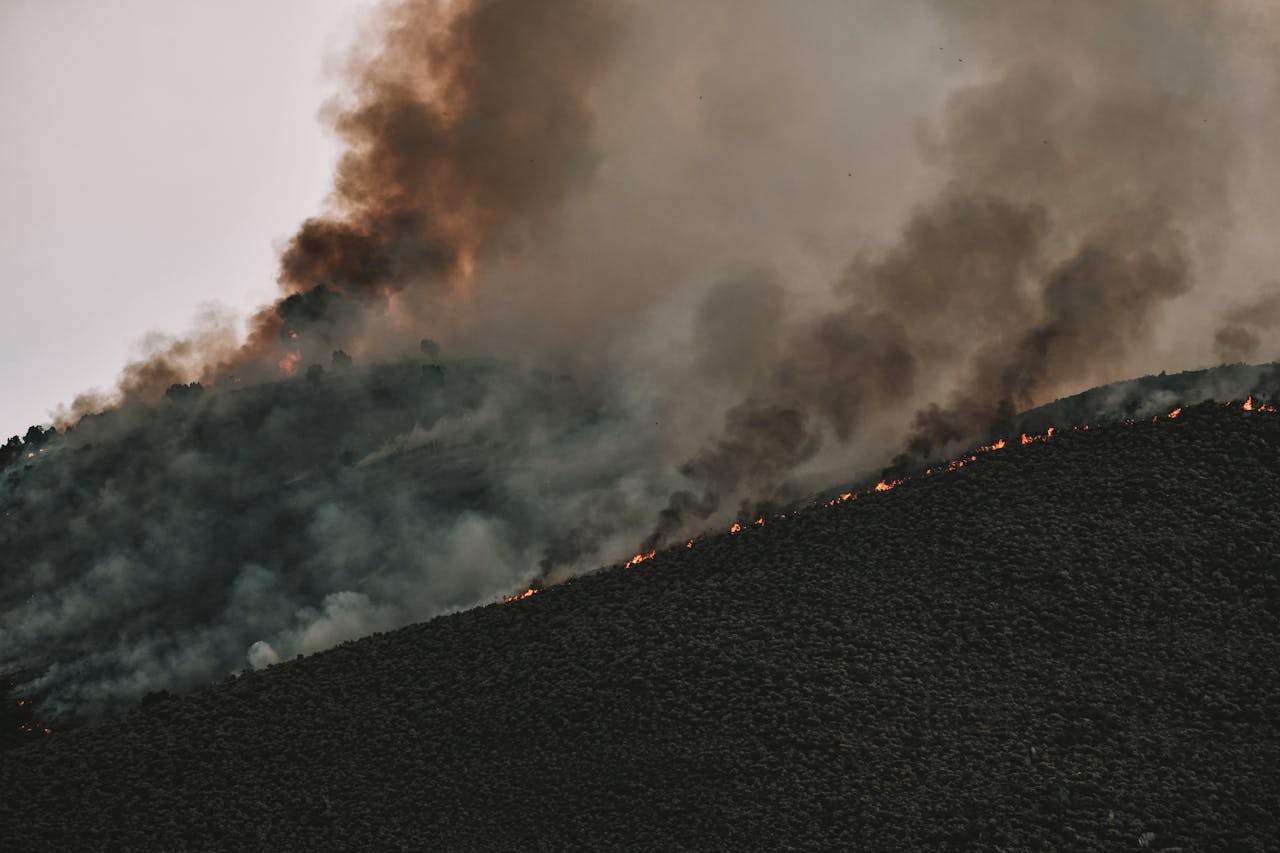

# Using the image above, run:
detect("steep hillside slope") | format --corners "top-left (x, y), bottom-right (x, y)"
top-left (3, 400), bottom-right (1279, 851)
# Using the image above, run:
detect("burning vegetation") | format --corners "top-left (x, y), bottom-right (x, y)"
top-left (4, 396), bottom-right (1279, 850)
top-left (5, 0), bottom-right (1280, 731)
top-left (494, 393), bottom-right (1278, 606)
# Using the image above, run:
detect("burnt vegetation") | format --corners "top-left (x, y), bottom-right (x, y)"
top-left (3, 393), bottom-right (1279, 851)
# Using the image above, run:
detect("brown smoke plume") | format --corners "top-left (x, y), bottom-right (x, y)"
top-left (278, 0), bottom-right (617, 298)
top-left (97, 0), bottom-right (619, 407)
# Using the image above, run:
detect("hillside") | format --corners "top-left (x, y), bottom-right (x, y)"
top-left (3, 399), bottom-right (1278, 851)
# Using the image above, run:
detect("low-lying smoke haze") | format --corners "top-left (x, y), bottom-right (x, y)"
top-left (4, 0), bottom-right (1280, 721)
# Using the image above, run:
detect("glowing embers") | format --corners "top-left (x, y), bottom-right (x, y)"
top-left (523, 397), bottom-right (1273, 610)
top-left (278, 350), bottom-right (303, 376)
top-left (624, 550), bottom-right (657, 568)
top-left (13, 697), bottom-right (53, 736)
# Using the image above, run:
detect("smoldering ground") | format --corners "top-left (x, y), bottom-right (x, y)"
top-left (4, 0), bottom-right (1280, 721)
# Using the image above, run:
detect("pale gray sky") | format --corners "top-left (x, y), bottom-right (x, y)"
top-left (0, 0), bottom-right (375, 434)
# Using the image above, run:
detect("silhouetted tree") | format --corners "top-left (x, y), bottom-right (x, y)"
top-left (23, 425), bottom-right (53, 447)
top-left (164, 382), bottom-right (205, 403)
top-left (0, 435), bottom-right (21, 469)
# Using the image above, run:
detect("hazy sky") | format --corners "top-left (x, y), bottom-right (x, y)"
top-left (0, 0), bottom-right (375, 433)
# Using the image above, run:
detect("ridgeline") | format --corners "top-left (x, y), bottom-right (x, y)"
top-left (3, 399), bottom-right (1279, 851)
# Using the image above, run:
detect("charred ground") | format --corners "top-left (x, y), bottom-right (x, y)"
top-left (3, 398), bottom-right (1279, 851)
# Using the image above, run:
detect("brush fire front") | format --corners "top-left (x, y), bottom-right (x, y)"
top-left (497, 396), bottom-right (1276, 607)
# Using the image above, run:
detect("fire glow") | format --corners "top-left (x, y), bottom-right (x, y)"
top-left (13, 698), bottom-right (53, 737)
top-left (624, 550), bottom-right (657, 568)
top-left (1241, 395), bottom-right (1278, 413)
top-left (278, 351), bottom-right (302, 376)
top-left (500, 396), bottom-right (1274, 606)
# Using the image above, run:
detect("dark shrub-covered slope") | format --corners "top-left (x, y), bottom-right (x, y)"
top-left (3, 401), bottom-right (1279, 851)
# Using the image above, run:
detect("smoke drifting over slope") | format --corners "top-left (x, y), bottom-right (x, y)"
top-left (5, 0), bottom-right (1280, 720)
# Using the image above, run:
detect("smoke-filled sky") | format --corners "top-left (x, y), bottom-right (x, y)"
top-left (0, 0), bottom-right (376, 432)
top-left (4, 1), bottom-right (1278, 436)
top-left (4, 0), bottom-right (1280, 721)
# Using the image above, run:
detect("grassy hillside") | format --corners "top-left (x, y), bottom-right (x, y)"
top-left (3, 399), bottom-right (1279, 851)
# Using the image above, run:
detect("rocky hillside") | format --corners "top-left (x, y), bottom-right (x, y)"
top-left (2, 398), bottom-right (1278, 851)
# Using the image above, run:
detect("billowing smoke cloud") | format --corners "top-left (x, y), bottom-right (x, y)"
top-left (5, 0), bottom-right (1280, 721)
top-left (652, 0), bottom-right (1270, 525)
top-left (1214, 286), bottom-right (1280, 364)
top-left (88, 0), bottom-right (620, 405)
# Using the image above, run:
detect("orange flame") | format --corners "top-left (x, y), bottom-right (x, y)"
top-left (278, 350), bottom-right (302, 376)
top-left (501, 587), bottom-right (538, 603)
top-left (624, 550), bottom-right (657, 568)
top-left (614, 397), bottom-right (1275, 588)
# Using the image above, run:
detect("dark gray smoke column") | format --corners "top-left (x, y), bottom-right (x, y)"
top-left (646, 0), bottom-right (1261, 540)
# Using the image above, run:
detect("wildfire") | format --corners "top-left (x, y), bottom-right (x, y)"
top-left (624, 550), bottom-right (657, 568)
top-left (501, 587), bottom-right (538, 603)
top-left (1236, 395), bottom-right (1277, 413)
top-left (13, 697), bottom-right (54, 737)
top-left (278, 350), bottom-right (302, 376)
top-left (564, 395), bottom-right (1274, 606)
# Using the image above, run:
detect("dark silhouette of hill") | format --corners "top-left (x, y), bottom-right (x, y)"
top-left (3, 398), bottom-right (1278, 851)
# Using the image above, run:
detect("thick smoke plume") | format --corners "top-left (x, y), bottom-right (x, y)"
top-left (5, 0), bottom-right (1280, 721)
top-left (1214, 286), bottom-right (1280, 364)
